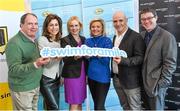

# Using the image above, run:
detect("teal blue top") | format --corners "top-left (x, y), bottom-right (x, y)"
top-left (85, 36), bottom-right (113, 83)
top-left (5, 31), bottom-right (42, 92)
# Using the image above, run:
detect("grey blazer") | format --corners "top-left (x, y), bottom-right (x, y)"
top-left (141, 26), bottom-right (177, 97)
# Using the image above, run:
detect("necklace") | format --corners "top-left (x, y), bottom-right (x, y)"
top-left (92, 36), bottom-right (103, 47)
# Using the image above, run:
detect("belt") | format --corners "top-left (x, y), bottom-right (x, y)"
top-left (112, 73), bottom-right (119, 77)
top-left (114, 74), bottom-right (119, 77)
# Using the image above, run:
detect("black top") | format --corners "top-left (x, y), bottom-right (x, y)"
top-left (61, 34), bottom-right (87, 78)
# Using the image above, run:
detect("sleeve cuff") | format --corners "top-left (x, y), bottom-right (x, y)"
top-left (34, 62), bottom-right (39, 68)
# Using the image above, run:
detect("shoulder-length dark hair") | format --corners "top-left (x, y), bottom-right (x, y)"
top-left (42, 14), bottom-right (62, 42)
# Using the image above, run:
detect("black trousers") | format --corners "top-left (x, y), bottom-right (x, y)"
top-left (40, 75), bottom-right (60, 110)
top-left (88, 78), bottom-right (110, 110)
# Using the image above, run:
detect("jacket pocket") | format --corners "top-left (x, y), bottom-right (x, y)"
top-left (151, 67), bottom-right (162, 79)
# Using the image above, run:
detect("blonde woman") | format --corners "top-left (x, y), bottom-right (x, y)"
top-left (85, 18), bottom-right (113, 110)
top-left (61, 16), bottom-right (87, 111)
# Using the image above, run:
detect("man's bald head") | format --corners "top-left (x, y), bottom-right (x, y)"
top-left (113, 11), bottom-right (127, 20)
top-left (112, 11), bottom-right (128, 35)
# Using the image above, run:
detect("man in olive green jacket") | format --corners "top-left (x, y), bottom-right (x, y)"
top-left (5, 13), bottom-right (50, 110)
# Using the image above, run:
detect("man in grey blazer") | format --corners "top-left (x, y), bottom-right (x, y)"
top-left (140, 8), bottom-right (177, 110)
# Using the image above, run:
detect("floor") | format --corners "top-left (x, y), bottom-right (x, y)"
top-left (38, 80), bottom-right (122, 110)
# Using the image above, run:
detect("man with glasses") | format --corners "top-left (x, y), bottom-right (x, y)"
top-left (140, 8), bottom-right (177, 110)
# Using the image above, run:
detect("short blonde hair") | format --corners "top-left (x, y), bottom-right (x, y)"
top-left (89, 18), bottom-right (106, 36)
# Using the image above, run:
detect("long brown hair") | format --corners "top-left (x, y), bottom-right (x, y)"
top-left (42, 14), bottom-right (62, 42)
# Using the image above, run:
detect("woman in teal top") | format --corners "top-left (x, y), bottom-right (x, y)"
top-left (85, 18), bottom-right (112, 110)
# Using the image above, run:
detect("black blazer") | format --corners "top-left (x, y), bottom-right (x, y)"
top-left (112, 28), bottom-right (146, 89)
top-left (61, 34), bottom-right (86, 78)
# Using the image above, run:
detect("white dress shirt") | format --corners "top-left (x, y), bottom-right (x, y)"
top-left (112, 29), bottom-right (127, 74)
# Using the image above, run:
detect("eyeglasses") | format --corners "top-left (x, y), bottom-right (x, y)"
top-left (141, 16), bottom-right (155, 21)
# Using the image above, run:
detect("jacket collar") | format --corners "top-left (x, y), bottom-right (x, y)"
top-left (67, 33), bottom-right (85, 47)
top-left (113, 27), bottom-right (132, 47)
top-left (18, 31), bottom-right (36, 43)
top-left (144, 26), bottom-right (161, 61)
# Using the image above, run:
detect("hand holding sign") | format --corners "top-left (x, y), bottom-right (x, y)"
top-left (113, 57), bottom-right (121, 64)
top-left (40, 45), bottom-right (127, 58)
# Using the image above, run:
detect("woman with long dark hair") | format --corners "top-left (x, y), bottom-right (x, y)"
top-left (38, 14), bottom-right (63, 110)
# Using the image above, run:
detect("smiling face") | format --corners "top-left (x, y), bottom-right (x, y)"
top-left (47, 19), bottom-right (59, 37)
top-left (140, 12), bottom-right (157, 32)
top-left (20, 14), bottom-right (38, 38)
top-left (113, 11), bottom-right (128, 35)
top-left (69, 20), bottom-right (81, 36)
top-left (90, 21), bottom-right (103, 37)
